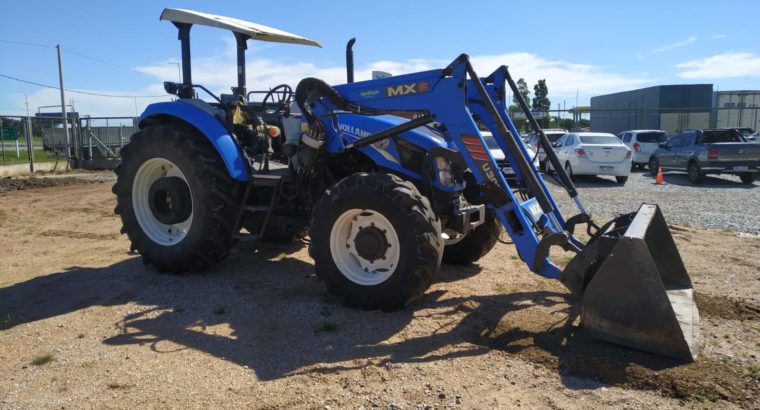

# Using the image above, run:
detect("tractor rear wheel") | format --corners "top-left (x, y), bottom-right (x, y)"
top-left (113, 124), bottom-right (242, 272)
top-left (442, 211), bottom-right (501, 265)
top-left (310, 173), bottom-right (443, 310)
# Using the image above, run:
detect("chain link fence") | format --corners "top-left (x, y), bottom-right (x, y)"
top-left (2, 107), bottom-right (758, 174)
top-left (0, 114), bottom-right (138, 173)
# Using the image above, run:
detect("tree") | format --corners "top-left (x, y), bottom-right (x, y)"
top-left (513, 78), bottom-right (530, 107)
top-left (531, 79), bottom-right (550, 127)
top-left (508, 78), bottom-right (531, 132)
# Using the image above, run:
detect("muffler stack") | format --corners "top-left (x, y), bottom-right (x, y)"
top-left (562, 204), bottom-right (700, 361)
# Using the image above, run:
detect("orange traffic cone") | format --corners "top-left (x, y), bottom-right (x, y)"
top-left (655, 167), bottom-right (664, 185)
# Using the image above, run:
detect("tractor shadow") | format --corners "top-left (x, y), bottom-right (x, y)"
top-left (0, 242), bottom-right (687, 388)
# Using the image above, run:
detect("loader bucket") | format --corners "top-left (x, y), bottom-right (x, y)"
top-left (561, 204), bottom-right (700, 361)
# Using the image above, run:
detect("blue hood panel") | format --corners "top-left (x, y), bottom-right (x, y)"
top-left (330, 114), bottom-right (450, 179)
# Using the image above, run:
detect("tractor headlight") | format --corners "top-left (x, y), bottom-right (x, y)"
top-left (435, 157), bottom-right (455, 186)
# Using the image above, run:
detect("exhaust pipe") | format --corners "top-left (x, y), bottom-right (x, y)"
top-left (562, 204), bottom-right (700, 361)
top-left (346, 38), bottom-right (356, 83)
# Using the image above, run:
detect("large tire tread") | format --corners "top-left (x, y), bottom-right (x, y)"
top-left (113, 124), bottom-right (242, 273)
top-left (309, 173), bottom-right (442, 310)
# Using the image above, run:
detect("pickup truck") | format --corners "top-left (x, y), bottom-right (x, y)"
top-left (649, 129), bottom-right (760, 184)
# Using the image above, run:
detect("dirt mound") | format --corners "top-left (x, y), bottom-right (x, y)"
top-left (463, 294), bottom-right (760, 407)
top-left (0, 176), bottom-right (102, 194)
top-left (695, 292), bottom-right (760, 321)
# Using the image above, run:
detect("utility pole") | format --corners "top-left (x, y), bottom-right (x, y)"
top-left (575, 88), bottom-right (580, 131)
top-left (168, 61), bottom-right (181, 83)
top-left (26, 95), bottom-right (34, 172)
top-left (0, 118), bottom-right (5, 163)
top-left (57, 44), bottom-right (71, 169)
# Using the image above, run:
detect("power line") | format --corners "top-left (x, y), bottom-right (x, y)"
top-left (0, 39), bottom-right (51, 48)
top-left (2, 38), bottom-right (151, 77)
top-left (0, 73), bottom-right (166, 99)
top-left (62, 48), bottom-right (148, 76)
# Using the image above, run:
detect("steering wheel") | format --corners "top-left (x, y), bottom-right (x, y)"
top-left (262, 84), bottom-right (293, 115)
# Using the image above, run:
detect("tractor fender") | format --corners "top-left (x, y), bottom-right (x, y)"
top-left (139, 101), bottom-right (249, 181)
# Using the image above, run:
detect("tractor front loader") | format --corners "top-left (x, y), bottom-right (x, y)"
top-left (114, 8), bottom-right (699, 362)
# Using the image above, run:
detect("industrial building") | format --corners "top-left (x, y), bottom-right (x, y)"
top-left (590, 85), bottom-right (713, 135)
top-left (712, 90), bottom-right (760, 130)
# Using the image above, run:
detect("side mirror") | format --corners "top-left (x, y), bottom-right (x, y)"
top-left (659, 143), bottom-right (669, 149)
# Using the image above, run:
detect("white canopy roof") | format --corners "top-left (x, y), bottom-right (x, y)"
top-left (160, 8), bottom-right (322, 48)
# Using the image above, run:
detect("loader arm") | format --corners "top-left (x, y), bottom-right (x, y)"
top-left (298, 54), bottom-right (700, 361)
top-left (301, 55), bottom-right (573, 279)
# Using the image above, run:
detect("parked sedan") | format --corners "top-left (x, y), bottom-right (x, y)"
top-left (546, 132), bottom-right (632, 184)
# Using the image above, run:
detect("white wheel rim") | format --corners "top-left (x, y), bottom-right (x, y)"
top-left (132, 158), bottom-right (193, 246)
top-left (329, 209), bottom-right (400, 286)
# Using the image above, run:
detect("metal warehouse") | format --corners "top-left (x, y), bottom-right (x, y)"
top-left (590, 85), bottom-right (713, 135)
top-left (712, 90), bottom-right (760, 131)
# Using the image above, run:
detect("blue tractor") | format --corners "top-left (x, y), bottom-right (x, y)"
top-left (114, 9), bottom-right (700, 361)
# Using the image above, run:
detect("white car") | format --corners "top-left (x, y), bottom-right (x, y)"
top-left (481, 132), bottom-right (539, 175)
top-left (617, 130), bottom-right (668, 169)
top-left (546, 132), bottom-right (632, 184)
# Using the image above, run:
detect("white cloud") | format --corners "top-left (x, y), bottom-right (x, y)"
top-left (652, 36), bottom-right (697, 53)
top-left (135, 51), bottom-right (652, 106)
top-left (7, 50), bottom-right (652, 117)
top-left (712, 34), bottom-right (727, 39)
top-left (677, 52), bottom-right (760, 79)
top-left (469, 53), bottom-right (652, 99)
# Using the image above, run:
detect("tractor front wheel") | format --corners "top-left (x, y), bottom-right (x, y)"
top-left (442, 211), bottom-right (501, 265)
top-left (113, 124), bottom-right (242, 272)
top-left (310, 173), bottom-right (443, 310)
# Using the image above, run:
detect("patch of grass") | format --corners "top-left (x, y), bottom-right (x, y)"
top-left (0, 312), bottom-right (18, 330)
top-left (493, 284), bottom-right (508, 293)
top-left (213, 306), bottom-right (227, 315)
top-left (744, 364), bottom-right (760, 380)
top-left (0, 148), bottom-right (57, 165)
top-left (315, 320), bottom-right (338, 333)
top-left (680, 220), bottom-right (692, 228)
top-left (509, 255), bottom-right (518, 260)
top-left (31, 353), bottom-right (54, 366)
top-left (719, 354), bottom-right (732, 364)
top-left (693, 389), bottom-right (718, 404)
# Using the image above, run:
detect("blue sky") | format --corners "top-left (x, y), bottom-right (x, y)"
top-left (1, 0), bottom-right (758, 116)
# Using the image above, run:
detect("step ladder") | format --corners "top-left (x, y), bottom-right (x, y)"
top-left (233, 173), bottom-right (283, 240)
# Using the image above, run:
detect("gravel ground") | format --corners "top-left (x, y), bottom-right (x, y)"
top-left (1, 176), bottom-right (759, 409)
top-left (544, 169), bottom-right (760, 234)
